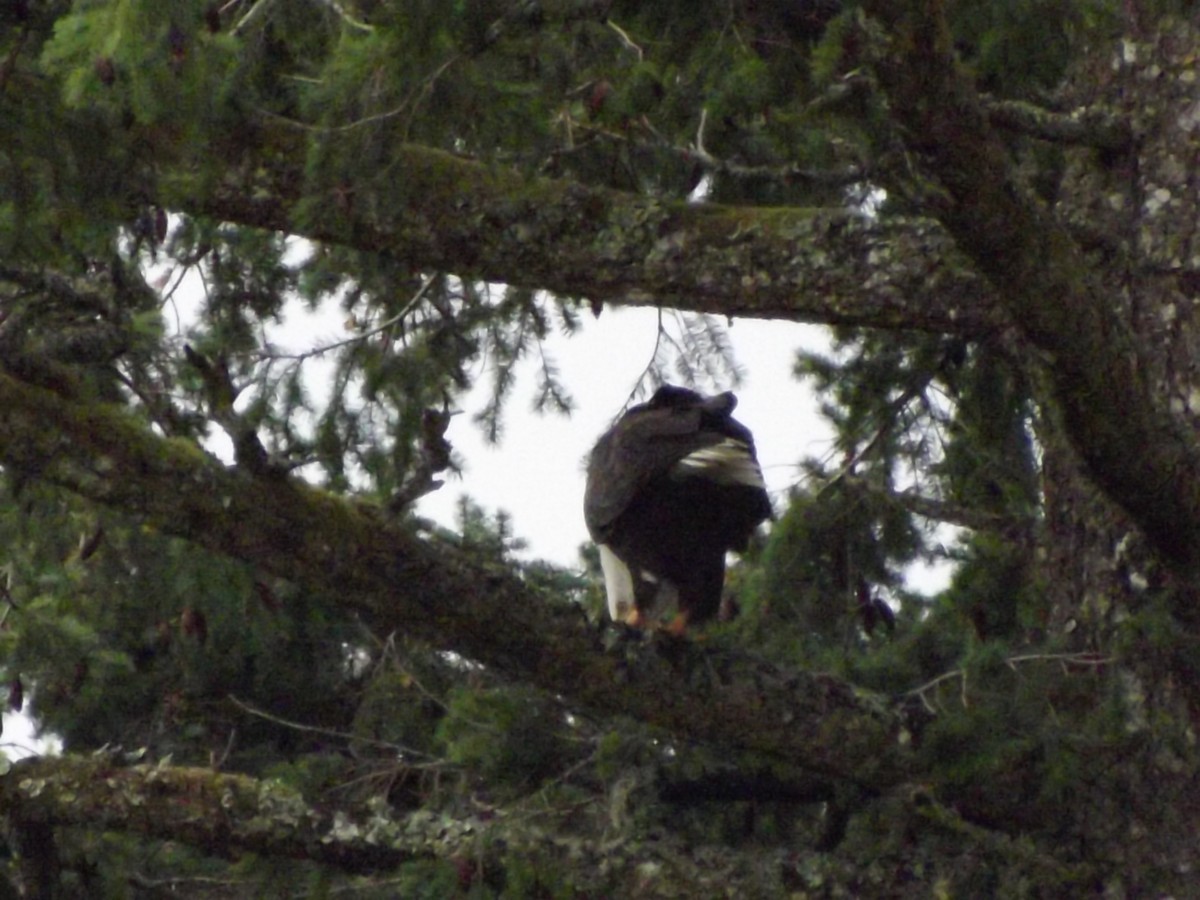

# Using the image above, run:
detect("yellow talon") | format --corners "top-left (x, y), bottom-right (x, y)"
top-left (664, 612), bottom-right (690, 637)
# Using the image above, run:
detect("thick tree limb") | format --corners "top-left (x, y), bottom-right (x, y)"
top-left (889, 486), bottom-right (1023, 533)
top-left (0, 754), bottom-right (823, 895)
top-left (983, 97), bottom-right (1131, 150)
top-left (0, 369), bottom-right (919, 789)
top-left (1, 756), bottom-right (420, 874)
top-left (860, 1), bottom-right (1200, 576)
top-left (166, 131), bottom-right (1005, 337)
top-left (0, 754), bottom-right (1079, 893)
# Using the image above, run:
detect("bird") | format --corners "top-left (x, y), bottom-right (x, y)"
top-left (584, 385), bottom-right (772, 634)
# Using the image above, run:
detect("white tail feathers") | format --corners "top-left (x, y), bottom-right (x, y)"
top-left (598, 543), bottom-right (635, 622)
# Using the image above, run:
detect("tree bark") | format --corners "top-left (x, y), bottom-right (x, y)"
top-left (0, 369), bottom-right (919, 789)
top-left (859, 1), bottom-right (1200, 581)
top-left (164, 131), bottom-right (1005, 337)
top-left (0, 753), bottom-right (838, 895)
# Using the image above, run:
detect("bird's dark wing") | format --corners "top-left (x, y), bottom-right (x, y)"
top-left (584, 404), bottom-right (726, 539)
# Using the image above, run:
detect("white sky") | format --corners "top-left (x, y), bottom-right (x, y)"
top-left (415, 307), bottom-right (834, 567)
top-left (187, 281), bottom-right (954, 583)
top-left (3, 269), bottom-right (955, 762)
top-left (161, 244), bottom-right (841, 569)
top-left (2, 712), bottom-right (60, 761)
top-left (4, 303), bottom-right (834, 762)
top-left (159, 228), bottom-right (838, 569)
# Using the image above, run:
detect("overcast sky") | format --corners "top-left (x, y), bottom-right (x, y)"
top-left (3, 302), bottom-right (833, 759)
top-left (416, 307), bottom-right (834, 567)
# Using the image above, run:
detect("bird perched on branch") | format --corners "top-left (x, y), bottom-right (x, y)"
top-left (584, 385), bottom-right (772, 634)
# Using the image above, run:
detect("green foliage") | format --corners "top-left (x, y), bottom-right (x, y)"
top-left (5, 0), bottom-right (1200, 894)
top-left (436, 686), bottom-right (571, 798)
top-left (394, 860), bottom-right (464, 899)
top-left (353, 661), bottom-right (449, 763)
top-left (737, 480), bottom-right (910, 665)
top-left (41, 1), bottom-right (241, 132)
top-left (450, 496), bottom-right (527, 560)
top-left (914, 644), bottom-right (1148, 823)
top-left (0, 479), bottom-right (363, 763)
top-left (496, 849), bottom-right (577, 900)
top-left (941, 532), bottom-right (1038, 642)
top-left (947, 0), bottom-right (1119, 96)
top-left (934, 344), bottom-right (1038, 516)
top-left (725, 333), bottom-right (957, 670)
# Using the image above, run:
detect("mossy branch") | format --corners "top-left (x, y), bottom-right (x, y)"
top-left (166, 131), bottom-right (1005, 338)
top-left (0, 369), bottom-right (918, 789)
top-left (859, 0), bottom-right (1200, 578)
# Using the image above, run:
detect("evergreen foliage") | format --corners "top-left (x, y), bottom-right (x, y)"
top-left (3, 0), bottom-right (1200, 896)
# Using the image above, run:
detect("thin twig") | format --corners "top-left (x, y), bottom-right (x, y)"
top-left (607, 20), bottom-right (644, 61)
top-left (231, 0), bottom-right (278, 35)
top-left (906, 653), bottom-right (1114, 713)
top-left (227, 695), bottom-right (438, 761)
top-left (314, 0), bottom-right (375, 33)
top-left (259, 273), bottom-right (438, 363)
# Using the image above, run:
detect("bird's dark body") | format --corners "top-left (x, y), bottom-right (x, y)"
top-left (585, 386), bottom-right (772, 627)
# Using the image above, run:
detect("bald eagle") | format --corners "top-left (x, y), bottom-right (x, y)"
top-left (584, 385), bottom-right (772, 632)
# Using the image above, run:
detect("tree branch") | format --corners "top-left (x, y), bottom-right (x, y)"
top-left (983, 97), bottom-right (1132, 151)
top-left (0, 754), bottom-right (842, 895)
top-left (859, 0), bottom-right (1200, 577)
top-left (0, 369), bottom-right (919, 789)
top-left (163, 130), bottom-right (1006, 338)
top-left (2, 756), bottom-right (421, 874)
top-left (889, 486), bottom-right (1023, 533)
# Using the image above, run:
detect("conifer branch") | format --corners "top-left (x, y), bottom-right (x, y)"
top-left (0, 754), bottom-right (831, 894)
top-left (0, 369), bottom-right (919, 789)
top-left (859, 0), bottom-right (1200, 578)
top-left (983, 97), bottom-right (1132, 151)
top-left (176, 134), bottom-right (1006, 337)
